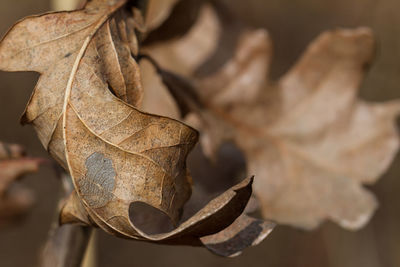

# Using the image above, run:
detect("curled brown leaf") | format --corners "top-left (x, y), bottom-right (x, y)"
top-left (0, 0), bottom-right (270, 255)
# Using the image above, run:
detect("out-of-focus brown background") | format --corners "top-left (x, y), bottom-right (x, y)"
top-left (0, 0), bottom-right (399, 266)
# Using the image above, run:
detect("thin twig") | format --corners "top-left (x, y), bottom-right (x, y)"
top-left (39, 173), bottom-right (92, 267)
top-left (40, 224), bottom-right (92, 267)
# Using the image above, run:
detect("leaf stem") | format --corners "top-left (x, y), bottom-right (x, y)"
top-left (40, 224), bottom-right (92, 267)
top-left (40, 173), bottom-right (92, 267)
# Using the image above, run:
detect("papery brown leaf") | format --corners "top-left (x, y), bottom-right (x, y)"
top-left (0, 142), bottom-right (41, 227)
top-left (145, 9), bottom-right (400, 230)
top-left (201, 215), bottom-right (275, 257)
top-left (0, 0), bottom-right (260, 254)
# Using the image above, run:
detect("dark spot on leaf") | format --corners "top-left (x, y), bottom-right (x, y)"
top-left (64, 52), bottom-right (72, 58)
top-left (78, 152), bottom-right (115, 208)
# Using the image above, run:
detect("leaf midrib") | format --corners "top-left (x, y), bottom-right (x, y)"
top-left (61, 0), bottom-right (127, 194)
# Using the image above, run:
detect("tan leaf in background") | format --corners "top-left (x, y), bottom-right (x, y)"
top-left (140, 3), bottom-right (220, 117)
top-left (0, 142), bottom-right (41, 227)
top-left (145, 5), bottom-right (400, 230)
top-left (141, 3), bottom-right (220, 78)
top-left (0, 0), bottom-right (273, 256)
top-left (196, 28), bottom-right (400, 230)
top-left (145, 0), bottom-right (180, 31)
top-left (140, 60), bottom-right (181, 120)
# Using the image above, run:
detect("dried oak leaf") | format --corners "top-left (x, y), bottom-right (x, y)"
top-left (0, 142), bottom-right (41, 227)
top-left (0, 0), bottom-right (273, 255)
top-left (197, 28), bottom-right (400, 230)
top-left (144, 5), bottom-right (400, 230)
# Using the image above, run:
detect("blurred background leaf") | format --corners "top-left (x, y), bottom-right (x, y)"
top-left (0, 0), bottom-right (399, 266)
